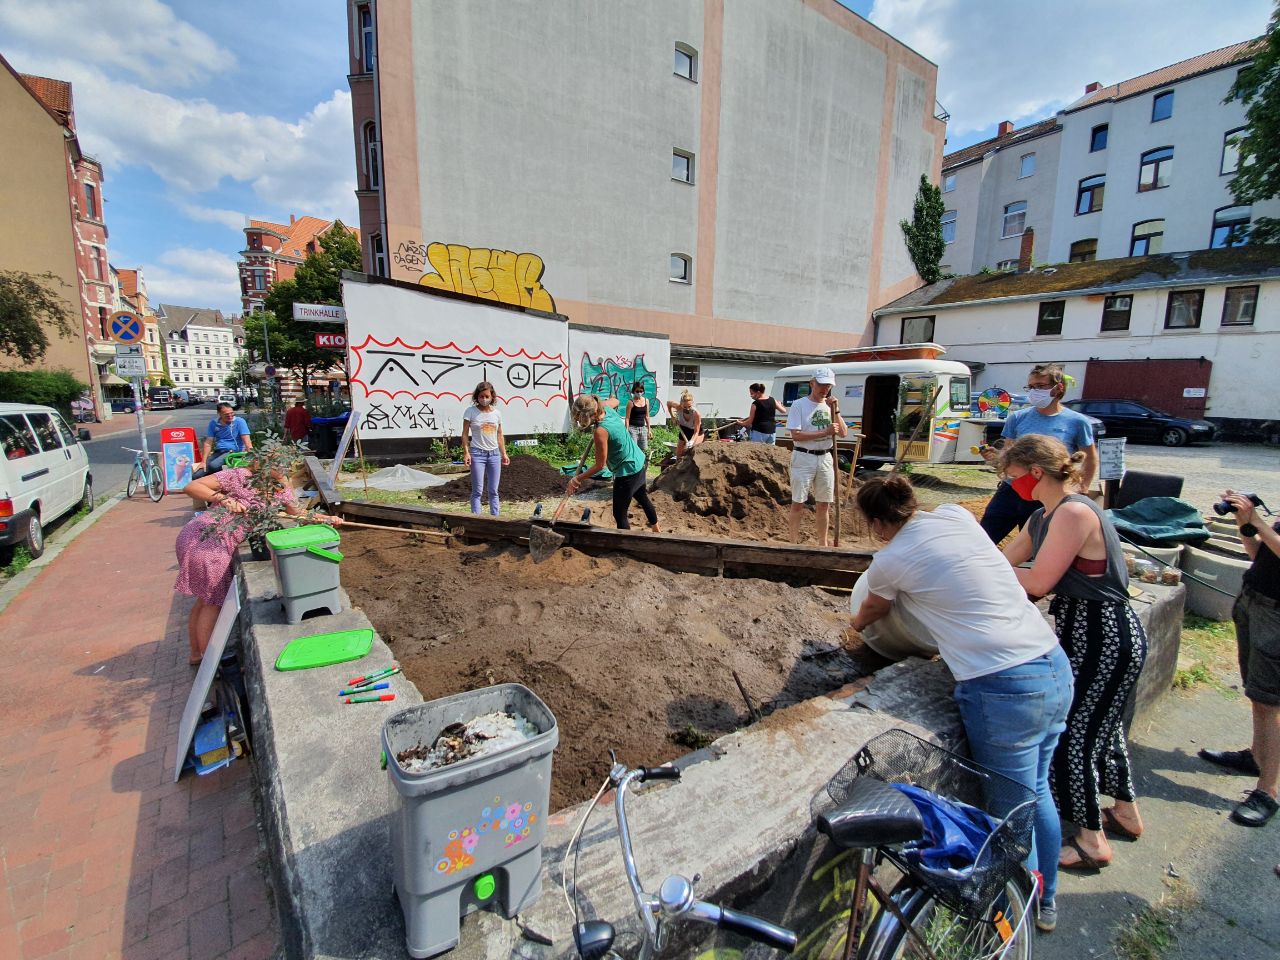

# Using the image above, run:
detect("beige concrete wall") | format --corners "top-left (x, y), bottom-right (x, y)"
top-left (0, 68), bottom-right (91, 382)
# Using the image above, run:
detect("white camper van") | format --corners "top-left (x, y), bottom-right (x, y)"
top-left (773, 345), bottom-right (973, 467)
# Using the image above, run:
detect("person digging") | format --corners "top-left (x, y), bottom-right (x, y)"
top-left (567, 395), bottom-right (661, 533)
top-left (785, 367), bottom-right (847, 548)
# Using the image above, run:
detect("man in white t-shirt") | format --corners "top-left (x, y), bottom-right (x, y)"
top-left (785, 367), bottom-right (847, 546)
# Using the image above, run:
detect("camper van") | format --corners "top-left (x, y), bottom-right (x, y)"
top-left (773, 345), bottom-right (973, 467)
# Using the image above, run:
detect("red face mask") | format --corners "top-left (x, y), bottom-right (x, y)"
top-left (1010, 472), bottom-right (1040, 501)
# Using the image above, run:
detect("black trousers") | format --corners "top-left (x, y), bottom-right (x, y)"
top-left (979, 480), bottom-right (1039, 543)
top-left (612, 469), bottom-right (657, 529)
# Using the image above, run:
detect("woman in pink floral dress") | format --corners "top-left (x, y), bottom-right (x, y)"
top-left (176, 466), bottom-right (304, 663)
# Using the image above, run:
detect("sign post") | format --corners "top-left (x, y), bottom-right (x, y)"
top-left (109, 311), bottom-right (152, 470)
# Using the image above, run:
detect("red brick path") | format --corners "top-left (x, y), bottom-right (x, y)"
top-left (0, 497), bottom-right (278, 959)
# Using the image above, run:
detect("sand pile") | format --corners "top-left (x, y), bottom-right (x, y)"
top-left (430, 454), bottom-right (595, 502)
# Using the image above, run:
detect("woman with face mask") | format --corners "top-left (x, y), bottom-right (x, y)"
top-left (1000, 434), bottom-right (1148, 873)
top-left (851, 474), bottom-right (1073, 933)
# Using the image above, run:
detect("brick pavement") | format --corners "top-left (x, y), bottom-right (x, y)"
top-left (0, 496), bottom-right (279, 960)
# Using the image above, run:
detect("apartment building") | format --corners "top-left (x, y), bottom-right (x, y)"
top-left (238, 215), bottom-right (359, 315)
top-left (155, 305), bottom-right (246, 397)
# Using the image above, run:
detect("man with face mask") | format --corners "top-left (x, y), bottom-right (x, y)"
top-left (979, 363), bottom-right (1097, 543)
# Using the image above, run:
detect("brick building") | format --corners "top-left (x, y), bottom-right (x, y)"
top-left (238, 215), bottom-right (359, 315)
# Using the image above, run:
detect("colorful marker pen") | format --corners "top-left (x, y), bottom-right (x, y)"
top-left (347, 664), bottom-right (399, 686)
top-left (339, 683), bottom-right (389, 696)
top-left (352, 668), bottom-right (401, 688)
top-left (344, 693), bottom-right (396, 704)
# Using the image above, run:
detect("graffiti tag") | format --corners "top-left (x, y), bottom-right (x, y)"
top-left (362, 401), bottom-right (439, 433)
top-left (351, 337), bottom-right (568, 406)
top-left (392, 240), bottom-right (430, 271)
top-left (419, 242), bottom-right (556, 312)
top-left (580, 354), bottom-right (660, 415)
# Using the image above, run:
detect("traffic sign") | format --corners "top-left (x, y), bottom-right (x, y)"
top-left (115, 344), bottom-right (142, 359)
top-left (108, 310), bottom-right (145, 344)
top-left (116, 355), bottom-right (146, 377)
top-left (315, 332), bottom-right (347, 350)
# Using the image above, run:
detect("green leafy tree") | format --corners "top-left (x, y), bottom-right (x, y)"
top-left (0, 271), bottom-right (77, 363)
top-left (244, 222), bottom-right (361, 393)
top-left (900, 175), bottom-right (946, 285)
top-left (1226, 5), bottom-right (1280, 244)
top-left (224, 354), bottom-right (258, 392)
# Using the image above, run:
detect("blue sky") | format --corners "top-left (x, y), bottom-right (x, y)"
top-left (1, 1), bottom-right (1273, 315)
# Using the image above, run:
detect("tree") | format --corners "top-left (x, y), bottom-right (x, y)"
top-left (224, 354), bottom-right (258, 393)
top-left (900, 175), bottom-right (946, 285)
top-left (244, 221), bottom-right (361, 393)
top-left (1226, 4), bottom-right (1280, 245)
top-left (0, 271), bottom-right (77, 363)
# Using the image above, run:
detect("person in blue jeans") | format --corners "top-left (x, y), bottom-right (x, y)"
top-left (852, 475), bottom-right (1073, 933)
top-left (462, 381), bottom-right (509, 516)
top-left (980, 364), bottom-right (1097, 543)
top-left (201, 403), bottom-right (252, 473)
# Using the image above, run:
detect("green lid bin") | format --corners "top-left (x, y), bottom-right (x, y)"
top-left (265, 524), bottom-right (343, 623)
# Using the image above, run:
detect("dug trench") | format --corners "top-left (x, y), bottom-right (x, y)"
top-left (341, 533), bottom-right (885, 811)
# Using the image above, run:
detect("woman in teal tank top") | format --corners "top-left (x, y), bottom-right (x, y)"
top-left (567, 395), bottom-right (661, 531)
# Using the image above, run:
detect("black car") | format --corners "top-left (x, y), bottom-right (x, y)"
top-left (1065, 399), bottom-right (1214, 446)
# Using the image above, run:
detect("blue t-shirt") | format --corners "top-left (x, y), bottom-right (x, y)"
top-left (207, 416), bottom-right (251, 453)
top-left (1000, 406), bottom-right (1094, 453)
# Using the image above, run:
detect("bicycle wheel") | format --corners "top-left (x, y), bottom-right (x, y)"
top-left (126, 464), bottom-right (141, 499)
top-left (147, 463), bottom-right (165, 502)
top-left (860, 878), bottom-right (1032, 960)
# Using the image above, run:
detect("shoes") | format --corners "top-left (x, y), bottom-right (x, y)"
top-left (1059, 835), bottom-right (1111, 871)
top-left (1230, 789), bottom-right (1279, 828)
top-left (1199, 747), bottom-right (1261, 776)
top-left (1035, 899), bottom-right (1057, 933)
top-left (1101, 806), bottom-right (1143, 840)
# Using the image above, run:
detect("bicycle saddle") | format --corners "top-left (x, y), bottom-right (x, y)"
top-left (817, 777), bottom-right (924, 849)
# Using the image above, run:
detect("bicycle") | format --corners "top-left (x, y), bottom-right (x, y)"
top-left (123, 447), bottom-right (165, 502)
top-left (567, 755), bottom-right (799, 960)
top-left (810, 729), bottom-right (1038, 960)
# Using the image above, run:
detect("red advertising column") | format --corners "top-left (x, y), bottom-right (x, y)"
top-left (160, 427), bottom-right (200, 493)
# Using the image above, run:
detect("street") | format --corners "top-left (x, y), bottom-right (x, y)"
top-left (81, 405), bottom-right (224, 497)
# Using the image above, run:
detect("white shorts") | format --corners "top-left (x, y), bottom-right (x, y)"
top-left (790, 449), bottom-right (835, 503)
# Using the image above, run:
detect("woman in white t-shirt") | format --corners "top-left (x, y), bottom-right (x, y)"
top-left (851, 475), bottom-right (1074, 933)
top-left (462, 381), bottom-right (509, 516)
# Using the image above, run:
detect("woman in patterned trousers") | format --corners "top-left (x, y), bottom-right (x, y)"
top-left (1000, 435), bottom-right (1148, 871)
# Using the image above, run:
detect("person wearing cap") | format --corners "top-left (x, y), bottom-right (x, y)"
top-left (786, 367), bottom-right (847, 547)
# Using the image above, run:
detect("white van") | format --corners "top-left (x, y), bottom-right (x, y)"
top-left (773, 347), bottom-right (973, 467)
top-left (0, 403), bottom-right (93, 558)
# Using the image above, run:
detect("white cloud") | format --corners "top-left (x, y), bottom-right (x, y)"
top-left (0, 0), bottom-right (234, 88)
top-left (144, 247), bottom-right (241, 313)
top-left (870, 0), bottom-right (1275, 138)
top-left (177, 203), bottom-right (247, 231)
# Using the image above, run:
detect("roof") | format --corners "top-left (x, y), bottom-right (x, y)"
top-left (1066, 38), bottom-right (1264, 113)
top-left (245, 216), bottom-right (360, 258)
top-left (670, 344), bottom-right (820, 366)
top-left (117, 268), bottom-right (139, 299)
top-left (943, 118), bottom-right (1060, 171)
top-left (155, 304), bottom-right (229, 337)
top-left (18, 73), bottom-right (73, 128)
top-left (876, 246), bottom-right (1280, 313)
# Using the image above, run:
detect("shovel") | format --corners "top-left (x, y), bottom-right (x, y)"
top-left (529, 438), bottom-right (593, 563)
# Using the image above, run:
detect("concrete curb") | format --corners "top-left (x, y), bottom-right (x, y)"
top-left (0, 493), bottom-right (126, 617)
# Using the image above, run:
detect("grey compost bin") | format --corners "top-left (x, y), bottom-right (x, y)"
top-left (264, 524), bottom-right (343, 623)
top-left (383, 684), bottom-right (558, 959)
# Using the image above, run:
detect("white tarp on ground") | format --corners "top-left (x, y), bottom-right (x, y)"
top-left (338, 464), bottom-right (450, 490)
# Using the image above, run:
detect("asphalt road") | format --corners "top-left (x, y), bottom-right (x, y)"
top-left (1122, 442), bottom-right (1279, 514)
top-left (81, 405), bottom-right (216, 496)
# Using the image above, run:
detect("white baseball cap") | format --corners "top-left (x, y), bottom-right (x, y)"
top-left (812, 366), bottom-right (836, 385)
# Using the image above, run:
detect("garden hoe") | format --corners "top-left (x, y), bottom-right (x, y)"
top-left (529, 437), bottom-right (593, 563)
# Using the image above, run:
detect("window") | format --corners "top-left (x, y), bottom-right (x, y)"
top-left (1151, 90), bottom-right (1174, 121)
top-left (363, 122), bottom-right (380, 189)
top-left (941, 210), bottom-right (956, 244)
top-left (252, 268), bottom-right (266, 290)
top-left (359, 4), bottom-right (375, 72)
top-left (672, 363), bottom-right (700, 386)
top-left (996, 259), bottom-right (1018, 272)
top-left (670, 254), bottom-right (691, 283)
top-left (1210, 205), bottom-right (1251, 248)
top-left (248, 234), bottom-right (262, 251)
top-left (27, 414), bottom-right (62, 453)
top-left (1019, 153), bottom-right (1036, 178)
top-left (1130, 219), bottom-right (1164, 256)
top-left (942, 173), bottom-right (956, 193)
top-left (1090, 124), bottom-right (1109, 152)
top-left (674, 43), bottom-right (697, 81)
top-left (949, 378), bottom-right (970, 412)
top-left (1036, 301), bottom-right (1065, 336)
top-left (92, 248), bottom-right (105, 281)
top-left (902, 315), bottom-right (935, 343)
top-left (1221, 128), bottom-right (1246, 175)
top-left (0, 415), bottom-right (38, 460)
top-left (372, 233), bottom-right (387, 276)
top-left (1221, 285), bottom-right (1258, 326)
top-left (1138, 147), bottom-right (1173, 191)
top-left (1069, 239), bottom-right (1098, 263)
top-left (83, 182), bottom-right (97, 219)
top-left (98, 307), bottom-right (109, 339)
top-left (1101, 294), bottom-right (1132, 332)
top-left (672, 149), bottom-right (694, 183)
top-left (1001, 201), bottom-right (1027, 237)
top-left (1164, 289), bottom-right (1204, 329)
top-left (1076, 175), bottom-right (1105, 214)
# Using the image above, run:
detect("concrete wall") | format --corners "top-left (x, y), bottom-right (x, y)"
top-left (669, 357), bottom-right (793, 421)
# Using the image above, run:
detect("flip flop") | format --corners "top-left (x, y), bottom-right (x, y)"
top-left (1059, 836), bottom-right (1111, 871)
top-left (1101, 807), bottom-right (1143, 841)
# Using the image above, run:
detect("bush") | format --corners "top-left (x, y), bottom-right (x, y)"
top-left (0, 369), bottom-right (87, 419)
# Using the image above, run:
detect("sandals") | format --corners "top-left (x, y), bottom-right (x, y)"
top-left (1101, 807), bottom-right (1143, 841)
top-left (1059, 836), bottom-right (1111, 871)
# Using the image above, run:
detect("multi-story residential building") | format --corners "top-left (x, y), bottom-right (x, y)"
top-left (115, 268), bottom-right (166, 385)
top-left (155, 305), bottom-right (246, 397)
top-left (238, 216), bottom-right (359, 315)
top-left (940, 38), bottom-right (1280, 276)
top-left (346, 0), bottom-right (945, 407)
top-left (1, 56), bottom-right (109, 415)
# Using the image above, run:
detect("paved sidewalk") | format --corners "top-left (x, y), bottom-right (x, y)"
top-left (80, 412), bottom-right (174, 441)
top-left (0, 496), bottom-right (278, 960)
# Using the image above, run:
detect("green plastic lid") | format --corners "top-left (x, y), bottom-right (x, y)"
top-left (473, 874), bottom-right (496, 901)
top-left (275, 628), bottom-right (374, 671)
top-left (224, 452), bottom-right (249, 468)
top-left (265, 524), bottom-right (340, 550)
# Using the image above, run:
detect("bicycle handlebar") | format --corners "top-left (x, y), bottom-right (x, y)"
top-left (713, 905), bottom-right (798, 952)
top-left (639, 766), bottom-right (680, 782)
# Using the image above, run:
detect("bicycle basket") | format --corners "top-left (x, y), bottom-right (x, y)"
top-left (826, 729), bottom-right (1035, 917)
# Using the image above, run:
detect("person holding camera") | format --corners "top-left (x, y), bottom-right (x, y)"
top-left (1198, 490), bottom-right (1280, 828)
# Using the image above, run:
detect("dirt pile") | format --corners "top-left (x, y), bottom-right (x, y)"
top-left (341, 531), bottom-right (871, 810)
top-left (430, 454), bottom-right (595, 502)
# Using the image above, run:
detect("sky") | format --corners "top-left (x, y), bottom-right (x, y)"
top-left (1, 1), bottom-right (1274, 316)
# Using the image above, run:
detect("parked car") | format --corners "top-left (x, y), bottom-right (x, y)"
top-left (0, 403), bottom-right (93, 559)
top-left (216, 393), bottom-right (238, 408)
top-left (1064, 399), bottom-right (1214, 446)
top-left (109, 397), bottom-right (138, 414)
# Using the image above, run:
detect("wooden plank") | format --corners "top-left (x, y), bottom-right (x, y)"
top-left (306, 456), bottom-right (339, 507)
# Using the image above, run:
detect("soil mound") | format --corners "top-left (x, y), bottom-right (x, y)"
top-left (430, 454), bottom-right (594, 502)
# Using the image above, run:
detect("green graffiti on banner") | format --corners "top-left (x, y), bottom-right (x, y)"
top-left (579, 354), bottom-right (660, 415)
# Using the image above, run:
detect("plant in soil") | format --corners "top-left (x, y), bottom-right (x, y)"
top-left (199, 433), bottom-right (324, 547)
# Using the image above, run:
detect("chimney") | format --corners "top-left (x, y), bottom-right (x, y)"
top-left (1018, 228), bottom-right (1035, 273)
top-left (289, 214), bottom-right (296, 225)
top-left (997, 120), bottom-right (1015, 137)
top-left (1084, 81), bottom-right (1101, 95)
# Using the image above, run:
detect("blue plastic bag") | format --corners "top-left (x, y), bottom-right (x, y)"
top-left (892, 783), bottom-right (999, 873)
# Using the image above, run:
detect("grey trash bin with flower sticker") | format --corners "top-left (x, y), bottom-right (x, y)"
top-left (382, 683), bottom-right (558, 959)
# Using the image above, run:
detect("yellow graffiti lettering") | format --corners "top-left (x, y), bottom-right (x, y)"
top-left (420, 242), bottom-right (556, 312)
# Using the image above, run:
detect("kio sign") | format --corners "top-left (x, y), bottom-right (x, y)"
top-left (293, 303), bottom-right (346, 323)
top-left (315, 332), bottom-right (347, 350)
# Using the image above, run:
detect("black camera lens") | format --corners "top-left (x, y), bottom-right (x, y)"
top-left (1213, 500), bottom-right (1234, 516)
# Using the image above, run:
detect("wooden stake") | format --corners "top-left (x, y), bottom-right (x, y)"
top-left (351, 422), bottom-right (369, 498)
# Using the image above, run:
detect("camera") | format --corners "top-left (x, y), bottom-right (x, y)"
top-left (1213, 492), bottom-right (1262, 516)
